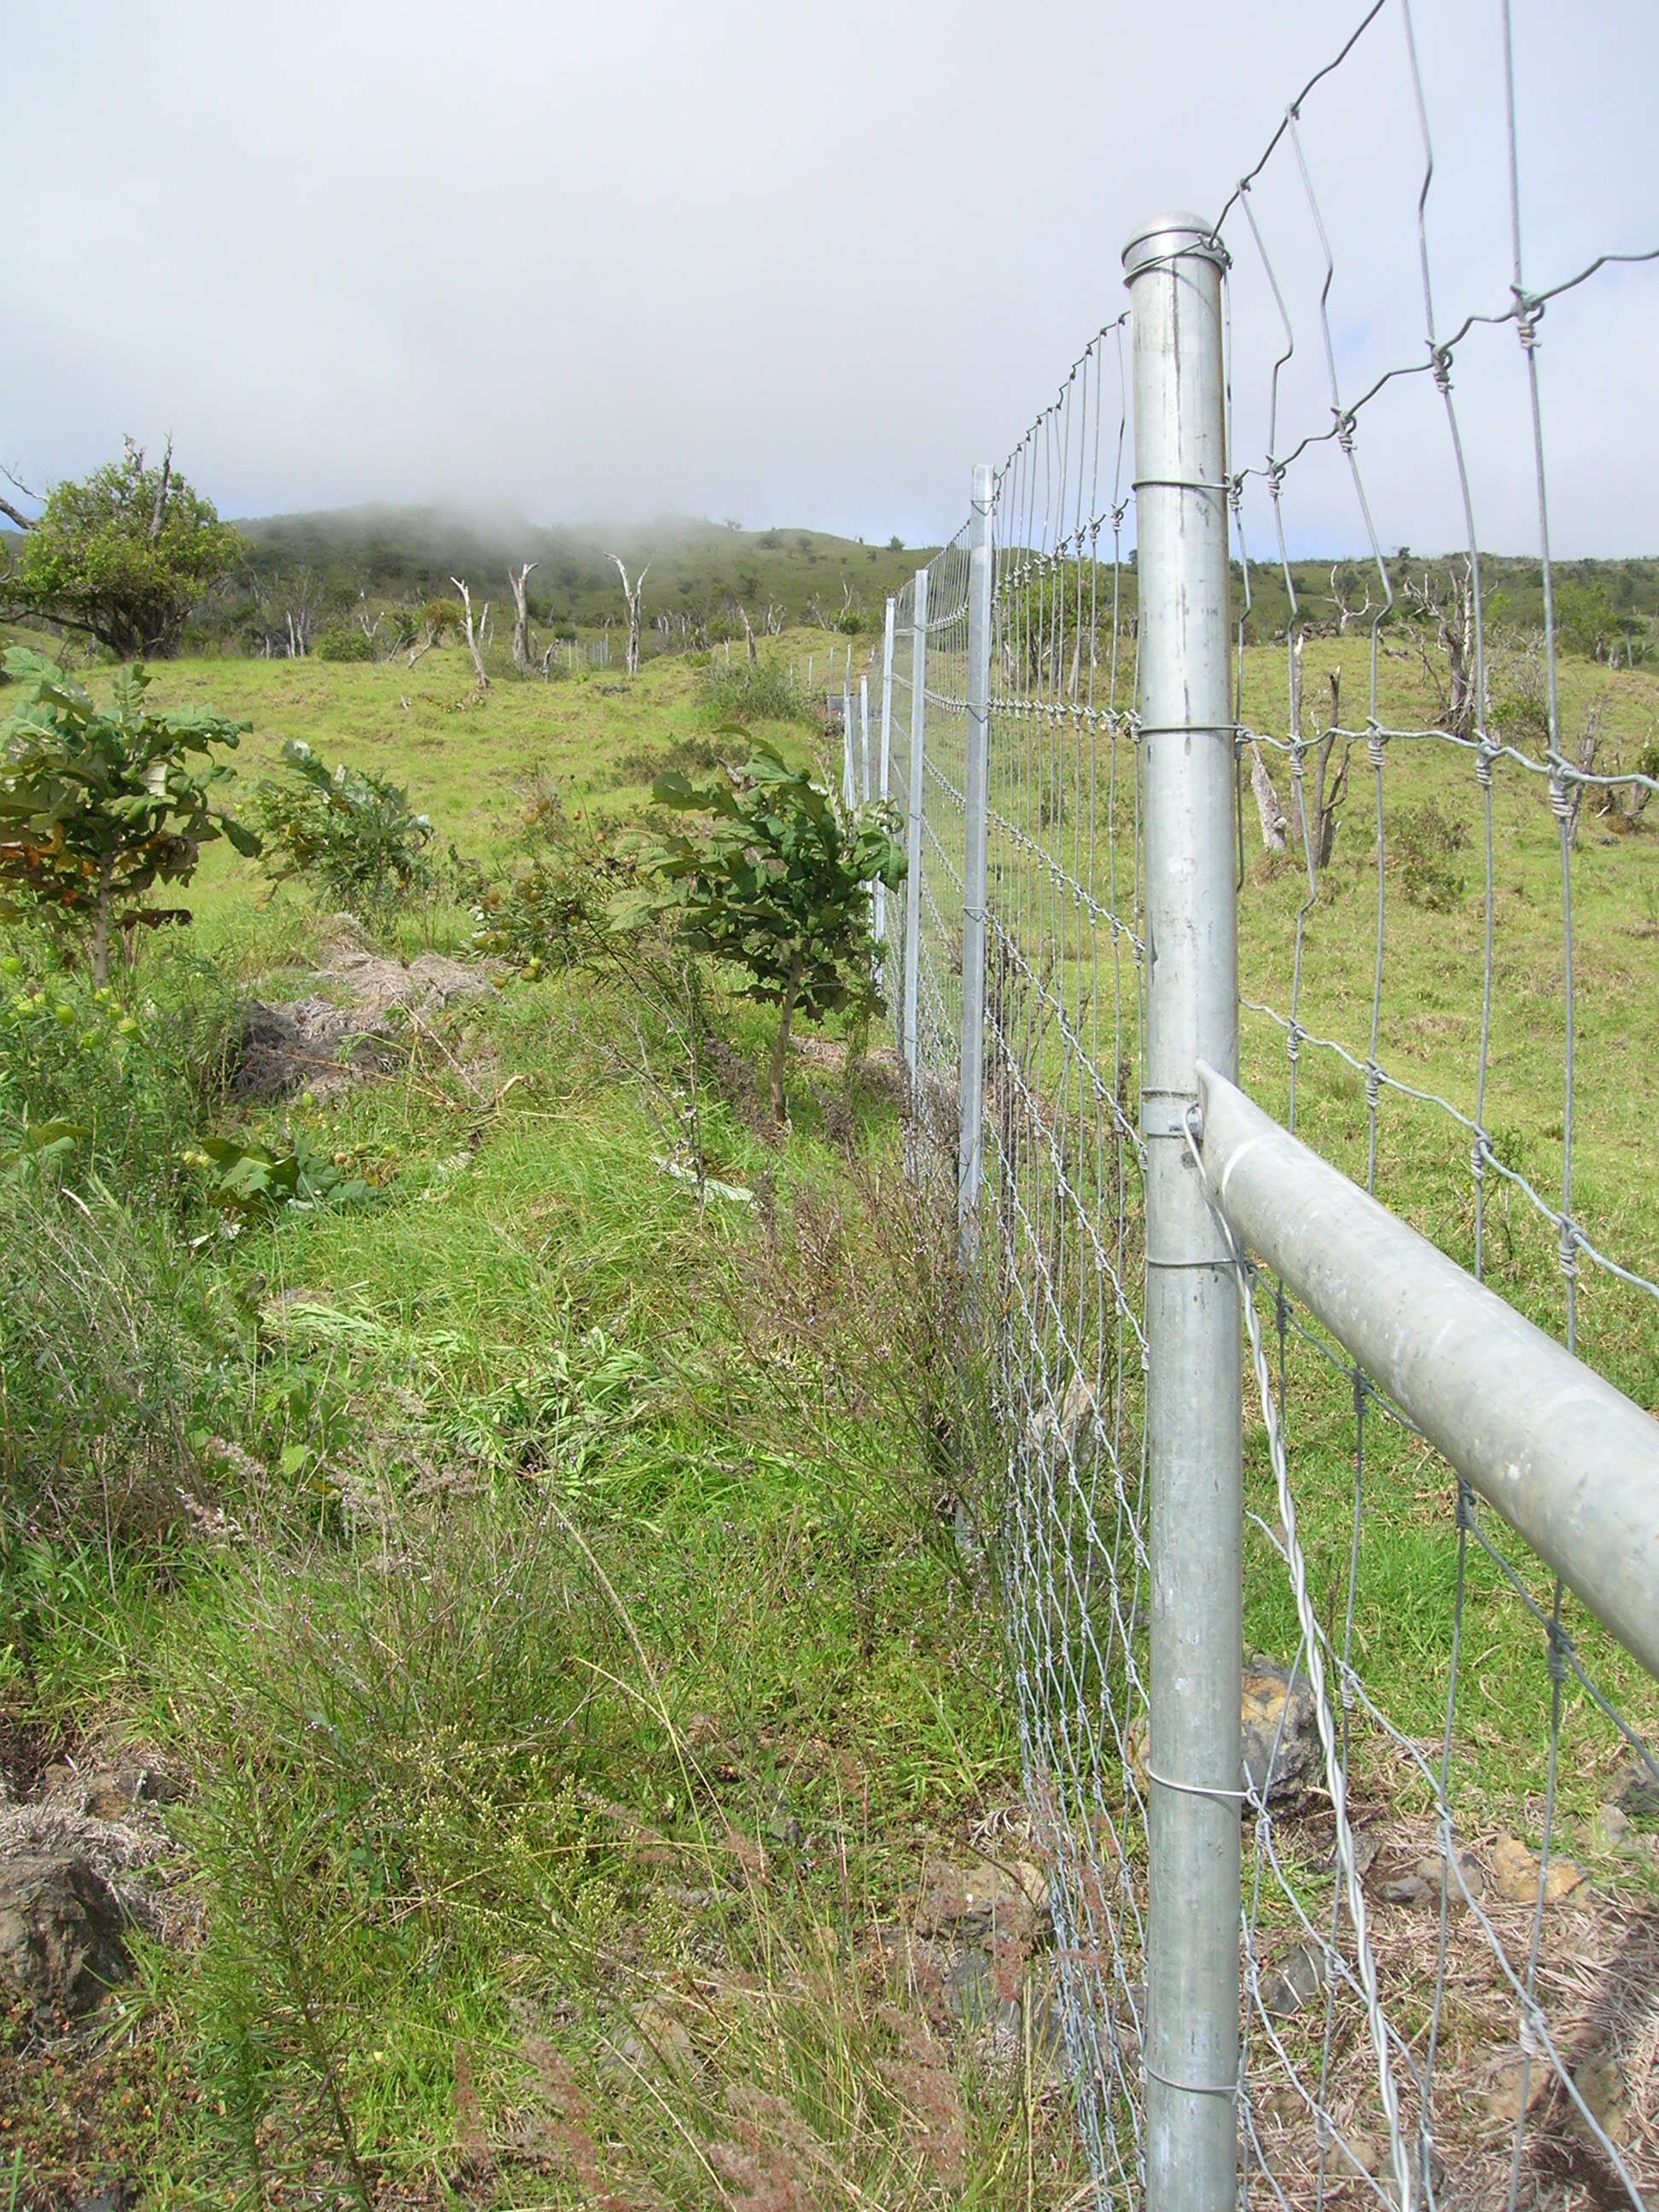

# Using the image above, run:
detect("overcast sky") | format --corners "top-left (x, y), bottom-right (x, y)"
top-left (5, 1), bottom-right (1656, 556)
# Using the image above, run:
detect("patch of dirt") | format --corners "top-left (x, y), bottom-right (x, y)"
top-left (230, 948), bottom-right (498, 1103)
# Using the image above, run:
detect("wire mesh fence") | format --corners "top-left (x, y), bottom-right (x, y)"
top-left (876, 4), bottom-right (1659, 2207)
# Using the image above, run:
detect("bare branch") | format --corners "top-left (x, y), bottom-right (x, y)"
top-left (148, 434), bottom-right (174, 544)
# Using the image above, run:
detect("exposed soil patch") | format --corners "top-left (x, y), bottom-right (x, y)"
top-left (229, 948), bottom-right (498, 1103)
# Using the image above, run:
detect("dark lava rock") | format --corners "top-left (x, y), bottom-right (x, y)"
top-left (0, 1852), bottom-right (130, 2016)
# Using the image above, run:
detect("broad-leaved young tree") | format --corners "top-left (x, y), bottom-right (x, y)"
top-left (6, 439), bottom-right (242, 659)
top-left (622, 741), bottom-right (905, 1126)
top-left (0, 649), bottom-right (258, 981)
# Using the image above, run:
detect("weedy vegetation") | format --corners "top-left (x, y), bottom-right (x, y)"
top-left (0, 582), bottom-right (1654, 2211)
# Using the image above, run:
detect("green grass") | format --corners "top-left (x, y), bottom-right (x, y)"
top-left (2, 621), bottom-right (1656, 2206)
top-left (0, 699), bottom-right (1073, 2207)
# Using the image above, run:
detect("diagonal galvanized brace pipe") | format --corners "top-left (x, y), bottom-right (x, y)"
top-left (1196, 1060), bottom-right (1659, 1681)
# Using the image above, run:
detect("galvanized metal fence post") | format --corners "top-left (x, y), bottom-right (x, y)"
top-left (876, 600), bottom-right (896, 958)
top-left (903, 568), bottom-right (929, 1080)
top-left (958, 463), bottom-right (994, 1250)
top-left (1124, 212), bottom-right (1241, 2212)
top-left (842, 682), bottom-right (856, 809)
top-left (859, 674), bottom-right (871, 802)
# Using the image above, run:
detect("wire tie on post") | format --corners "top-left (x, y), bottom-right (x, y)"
top-left (1557, 1217), bottom-right (1580, 1282)
top-left (1142, 2061), bottom-right (1239, 2102)
top-left (1430, 343), bottom-right (1454, 396)
top-left (1144, 1767), bottom-right (1247, 1803)
top-left (1518, 2001), bottom-right (1545, 2063)
top-left (1512, 289), bottom-right (1545, 352)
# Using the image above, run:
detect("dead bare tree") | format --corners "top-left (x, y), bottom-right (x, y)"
top-left (1565, 700), bottom-right (1606, 847)
top-left (282, 568), bottom-right (318, 659)
top-left (764, 598), bottom-right (784, 637)
top-left (1328, 565), bottom-right (1374, 636)
top-left (1403, 559), bottom-right (1481, 739)
top-left (1284, 643), bottom-right (1353, 877)
top-left (450, 576), bottom-right (491, 690)
top-left (732, 600), bottom-right (759, 666)
top-left (353, 590), bottom-right (384, 653)
top-left (608, 555), bottom-right (649, 677)
top-left (148, 434), bottom-right (174, 542)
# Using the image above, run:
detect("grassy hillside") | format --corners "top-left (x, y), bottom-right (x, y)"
top-left (1, 626), bottom-right (1654, 2208)
top-left (229, 510), bottom-right (933, 645)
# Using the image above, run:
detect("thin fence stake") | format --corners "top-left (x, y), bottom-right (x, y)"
top-left (958, 463), bottom-right (994, 1251)
top-left (903, 568), bottom-right (928, 1080)
top-left (876, 597), bottom-right (896, 960)
top-left (1125, 211), bottom-right (1242, 2212)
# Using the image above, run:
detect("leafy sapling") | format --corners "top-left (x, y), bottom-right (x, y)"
top-left (620, 740), bottom-right (905, 1127)
top-left (0, 648), bottom-right (258, 982)
top-left (253, 740), bottom-right (434, 919)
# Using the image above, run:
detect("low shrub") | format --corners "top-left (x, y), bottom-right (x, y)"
top-left (253, 740), bottom-right (434, 919)
top-left (701, 661), bottom-right (815, 727)
top-left (314, 626), bottom-right (375, 663)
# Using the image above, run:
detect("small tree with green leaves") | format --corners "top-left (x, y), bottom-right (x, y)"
top-left (0, 649), bottom-right (258, 981)
top-left (253, 740), bottom-right (434, 918)
top-left (4, 439), bottom-right (244, 659)
top-left (620, 741), bottom-right (905, 1127)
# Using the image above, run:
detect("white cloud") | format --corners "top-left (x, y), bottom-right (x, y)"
top-left (3, 0), bottom-right (1654, 554)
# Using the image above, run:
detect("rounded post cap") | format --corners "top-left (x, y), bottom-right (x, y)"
top-left (1121, 212), bottom-right (1228, 279)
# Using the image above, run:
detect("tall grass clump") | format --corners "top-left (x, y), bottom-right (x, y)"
top-left (701, 658), bottom-right (816, 726)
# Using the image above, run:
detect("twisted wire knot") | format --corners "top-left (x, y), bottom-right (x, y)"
top-left (1430, 344), bottom-right (1454, 396)
top-left (1365, 1062), bottom-right (1382, 1111)
top-left (1557, 1216), bottom-right (1580, 1280)
top-left (1549, 772), bottom-right (1574, 823)
top-left (1285, 1023), bottom-right (1302, 1065)
top-left (1335, 410), bottom-right (1358, 456)
top-left (1513, 290), bottom-right (1545, 352)
top-left (1367, 723), bottom-right (1387, 770)
top-left (1476, 739), bottom-right (1497, 789)
top-left (1546, 1618), bottom-right (1571, 1687)
top-left (1455, 1481), bottom-right (1475, 1534)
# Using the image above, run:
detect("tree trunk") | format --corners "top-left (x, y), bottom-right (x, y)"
top-left (451, 577), bottom-right (491, 690)
top-left (608, 556), bottom-right (650, 678)
top-left (769, 966), bottom-right (804, 1129)
top-left (508, 562), bottom-right (538, 675)
top-left (1248, 738), bottom-right (1288, 852)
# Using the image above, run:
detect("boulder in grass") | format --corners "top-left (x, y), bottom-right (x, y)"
top-left (0, 1849), bottom-right (130, 2017)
